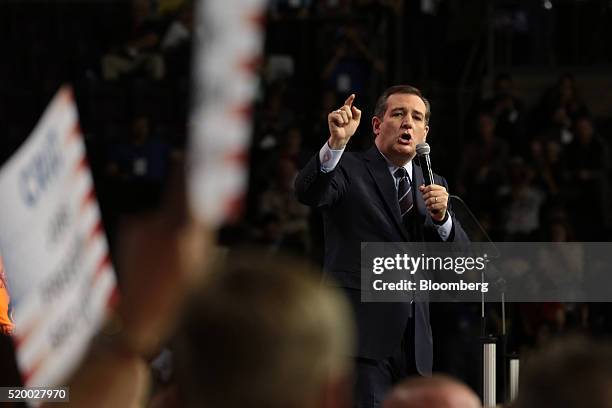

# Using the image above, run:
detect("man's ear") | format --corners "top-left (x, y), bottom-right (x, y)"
top-left (424, 124), bottom-right (430, 140)
top-left (372, 116), bottom-right (381, 137)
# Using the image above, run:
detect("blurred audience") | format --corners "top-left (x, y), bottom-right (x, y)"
top-left (383, 375), bottom-right (481, 408)
top-left (564, 115), bottom-right (611, 239)
top-left (174, 253), bottom-right (355, 408)
top-left (527, 137), bottom-right (565, 197)
top-left (321, 22), bottom-right (385, 101)
top-left (257, 158), bottom-right (311, 255)
top-left (105, 115), bottom-right (174, 212)
top-left (497, 158), bottom-right (546, 241)
top-left (533, 73), bottom-right (590, 142)
top-left (268, 0), bottom-right (312, 20)
top-left (456, 112), bottom-right (509, 213)
top-left (160, 2), bottom-right (193, 79)
top-left (480, 73), bottom-right (526, 154)
top-left (516, 336), bottom-right (612, 408)
top-left (101, 0), bottom-right (166, 81)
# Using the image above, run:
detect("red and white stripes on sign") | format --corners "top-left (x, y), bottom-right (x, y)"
top-left (188, 0), bottom-right (267, 226)
top-left (15, 107), bottom-right (116, 386)
top-left (22, 351), bottom-right (49, 385)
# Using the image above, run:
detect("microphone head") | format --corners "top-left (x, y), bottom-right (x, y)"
top-left (416, 143), bottom-right (430, 156)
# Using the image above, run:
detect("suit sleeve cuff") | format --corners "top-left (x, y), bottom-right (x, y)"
top-left (319, 141), bottom-right (345, 173)
top-left (433, 212), bottom-right (452, 241)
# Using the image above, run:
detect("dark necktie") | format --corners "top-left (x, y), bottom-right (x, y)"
top-left (395, 167), bottom-right (416, 314)
top-left (395, 167), bottom-right (413, 221)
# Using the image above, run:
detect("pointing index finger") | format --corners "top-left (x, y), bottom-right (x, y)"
top-left (344, 94), bottom-right (355, 108)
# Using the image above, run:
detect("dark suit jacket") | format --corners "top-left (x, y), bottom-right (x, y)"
top-left (295, 146), bottom-right (469, 375)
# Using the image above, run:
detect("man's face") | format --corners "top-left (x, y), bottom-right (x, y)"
top-left (373, 93), bottom-right (429, 165)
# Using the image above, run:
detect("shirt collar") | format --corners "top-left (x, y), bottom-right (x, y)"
top-left (376, 148), bottom-right (413, 181)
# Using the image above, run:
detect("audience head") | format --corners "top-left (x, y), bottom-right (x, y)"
top-left (557, 73), bottom-right (578, 102)
top-left (383, 375), bottom-right (481, 408)
top-left (476, 112), bottom-right (496, 142)
top-left (131, 115), bottom-right (151, 143)
top-left (175, 252), bottom-right (355, 408)
top-left (516, 336), bottom-right (612, 408)
top-left (494, 72), bottom-right (514, 97)
top-left (574, 115), bottom-right (594, 144)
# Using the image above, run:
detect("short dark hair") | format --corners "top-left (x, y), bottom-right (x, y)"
top-left (373, 85), bottom-right (431, 124)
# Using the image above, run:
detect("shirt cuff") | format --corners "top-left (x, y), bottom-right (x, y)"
top-left (433, 214), bottom-right (453, 241)
top-left (319, 141), bottom-right (345, 173)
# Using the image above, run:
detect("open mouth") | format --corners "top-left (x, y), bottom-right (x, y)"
top-left (399, 133), bottom-right (412, 143)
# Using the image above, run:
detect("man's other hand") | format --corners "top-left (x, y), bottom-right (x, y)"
top-left (419, 184), bottom-right (448, 222)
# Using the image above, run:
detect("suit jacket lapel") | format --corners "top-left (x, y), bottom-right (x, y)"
top-left (363, 147), bottom-right (409, 240)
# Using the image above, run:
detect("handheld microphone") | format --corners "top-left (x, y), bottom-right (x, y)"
top-left (416, 143), bottom-right (434, 185)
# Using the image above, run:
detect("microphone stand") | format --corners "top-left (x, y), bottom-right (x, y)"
top-left (415, 143), bottom-right (517, 405)
top-left (449, 195), bottom-right (512, 407)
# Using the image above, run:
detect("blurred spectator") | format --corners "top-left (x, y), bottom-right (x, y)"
top-left (520, 211), bottom-right (591, 344)
top-left (528, 137), bottom-right (566, 197)
top-left (382, 375), bottom-right (481, 408)
top-left (257, 158), bottom-right (311, 255)
top-left (563, 115), bottom-right (611, 239)
top-left (250, 85), bottom-right (296, 198)
top-left (308, 89), bottom-right (340, 151)
top-left (175, 253), bottom-right (355, 408)
top-left (517, 302), bottom-right (567, 349)
top-left (456, 112), bottom-right (509, 212)
top-left (257, 87), bottom-right (296, 149)
top-left (0, 255), bottom-right (13, 335)
top-left (250, 212), bottom-right (284, 253)
top-left (516, 336), bottom-right (612, 408)
top-left (480, 73), bottom-right (526, 154)
top-left (314, 0), bottom-right (352, 17)
top-left (106, 115), bottom-right (174, 212)
top-left (497, 158), bottom-right (546, 241)
top-left (158, 0), bottom-right (188, 17)
top-left (539, 210), bottom-right (575, 242)
top-left (264, 55), bottom-right (295, 84)
top-left (515, 213), bottom-right (584, 350)
top-left (160, 2), bottom-right (193, 79)
top-left (534, 74), bottom-right (589, 143)
top-left (321, 22), bottom-right (385, 99)
top-left (268, 0), bottom-right (312, 20)
top-left (101, 0), bottom-right (166, 81)
top-left (278, 125), bottom-right (312, 168)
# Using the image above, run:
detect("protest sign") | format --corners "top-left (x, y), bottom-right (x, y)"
top-left (0, 86), bottom-right (116, 387)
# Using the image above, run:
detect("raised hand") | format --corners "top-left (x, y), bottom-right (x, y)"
top-left (328, 94), bottom-right (362, 149)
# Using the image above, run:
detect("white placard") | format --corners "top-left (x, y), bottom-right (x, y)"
top-left (188, 0), bottom-right (267, 226)
top-left (0, 86), bottom-right (117, 387)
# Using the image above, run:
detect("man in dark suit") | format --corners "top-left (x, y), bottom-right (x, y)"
top-left (295, 85), bottom-right (469, 408)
